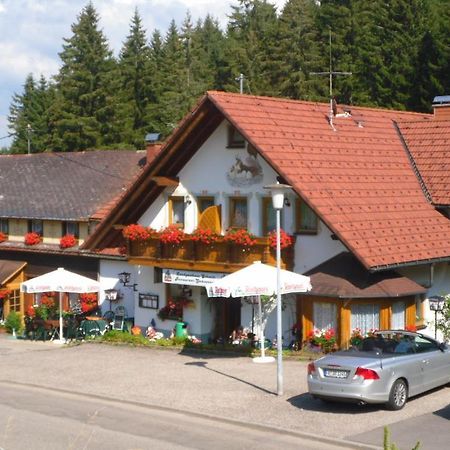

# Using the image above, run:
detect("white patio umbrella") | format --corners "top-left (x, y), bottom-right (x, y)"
top-left (207, 261), bottom-right (312, 361)
top-left (20, 267), bottom-right (101, 343)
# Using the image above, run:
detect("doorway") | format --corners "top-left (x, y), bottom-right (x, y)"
top-left (212, 297), bottom-right (241, 343)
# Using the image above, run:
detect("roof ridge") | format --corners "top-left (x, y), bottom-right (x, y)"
top-left (206, 90), bottom-right (432, 117)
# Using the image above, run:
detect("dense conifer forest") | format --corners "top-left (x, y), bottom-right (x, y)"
top-left (7, 0), bottom-right (450, 153)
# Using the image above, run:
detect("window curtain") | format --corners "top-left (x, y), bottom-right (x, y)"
top-left (313, 302), bottom-right (337, 331)
top-left (351, 303), bottom-right (380, 335)
top-left (391, 301), bottom-right (405, 329)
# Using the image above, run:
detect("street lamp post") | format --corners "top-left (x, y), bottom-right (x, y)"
top-left (428, 295), bottom-right (446, 340)
top-left (264, 182), bottom-right (291, 396)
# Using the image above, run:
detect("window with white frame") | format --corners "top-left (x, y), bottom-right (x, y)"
top-left (169, 197), bottom-right (185, 227)
top-left (351, 303), bottom-right (380, 335)
top-left (313, 302), bottom-right (337, 331)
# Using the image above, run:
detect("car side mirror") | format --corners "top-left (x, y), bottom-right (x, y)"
top-left (438, 342), bottom-right (447, 352)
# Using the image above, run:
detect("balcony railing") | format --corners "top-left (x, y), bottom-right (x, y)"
top-left (127, 237), bottom-right (294, 272)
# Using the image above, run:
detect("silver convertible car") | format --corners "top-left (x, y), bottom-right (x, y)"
top-left (307, 330), bottom-right (450, 410)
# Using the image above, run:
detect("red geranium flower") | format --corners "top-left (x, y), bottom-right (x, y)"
top-left (223, 228), bottom-right (256, 246)
top-left (160, 225), bottom-right (185, 245)
top-left (24, 232), bottom-right (41, 246)
top-left (60, 234), bottom-right (77, 249)
top-left (122, 224), bottom-right (157, 241)
top-left (268, 229), bottom-right (293, 249)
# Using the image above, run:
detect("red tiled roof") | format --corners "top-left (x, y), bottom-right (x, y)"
top-left (397, 120), bottom-right (450, 206)
top-left (208, 91), bottom-right (450, 270)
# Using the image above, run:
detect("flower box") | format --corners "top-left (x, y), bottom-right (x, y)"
top-left (194, 239), bottom-right (227, 262)
top-left (162, 240), bottom-right (194, 260)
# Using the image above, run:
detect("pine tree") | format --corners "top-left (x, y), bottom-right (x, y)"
top-left (116, 9), bottom-right (152, 148)
top-left (225, 0), bottom-right (280, 95)
top-left (54, 2), bottom-right (116, 151)
top-left (315, 0), bottom-right (354, 104)
top-left (276, 0), bottom-right (323, 100)
top-left (8, 74), bottom-right (53, 153)
top-left (148, 20), bottom-right (189, 137)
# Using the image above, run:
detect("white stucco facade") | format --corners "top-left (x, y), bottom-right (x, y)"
top-left (97, 119), bottom-right (449, 344)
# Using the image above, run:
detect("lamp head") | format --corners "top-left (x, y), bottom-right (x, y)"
top-left (263, 182), bottom-right (292, 210)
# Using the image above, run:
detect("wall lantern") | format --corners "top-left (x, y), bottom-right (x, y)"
top-left (118, 271), bottom-right (138, 291)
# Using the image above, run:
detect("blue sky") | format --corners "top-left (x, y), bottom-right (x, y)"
top-left (0, 0), bottom-right (287, 148)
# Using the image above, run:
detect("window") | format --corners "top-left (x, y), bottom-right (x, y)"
top-left (28, 219), bottom-right (43, 235)
top-left (0, 218), bottom-right (8, 235)
top-left (227, 125), bottom-right (245, 148)
top-left (262, 197), bottom-right (281, 236)
top-left (197, 197), bottom-right (215, 216)
top-left (229, 197), bottom-right (248, 229)
top-left (63, 221), bottom-right (79, 239)
top-left (415, 296), bottom-right (425, 328)
top-left (295, 199), bottom-right (318, 234)
top-left (169, 197), bottom-right (185, 227)
top-left (391, 301), bottom-right (405, 329)
top-left (313, 302), bottom-right (337, 331)
top-left (9, 289), bottom-right (20, 312)
top-left (351, 303), bottom-right (380, 335)
top-left (414, 335), bottom-right (439, 353)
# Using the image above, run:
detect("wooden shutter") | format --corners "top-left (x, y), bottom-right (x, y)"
top-left (198, 205), bottom-right (221, 233)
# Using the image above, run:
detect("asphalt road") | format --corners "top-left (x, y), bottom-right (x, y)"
top-left (0, 382), bottom-right (371, 450)
top-left (0, 335), bottom-right (449, 449)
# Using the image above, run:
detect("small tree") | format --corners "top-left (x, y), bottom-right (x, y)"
top-left (436, 296), bottom-right (450, 342)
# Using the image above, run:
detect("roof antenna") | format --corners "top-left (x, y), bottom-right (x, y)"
top-left (310, 29), bottom-right (352, 131)
top-left (235, 73), bottom-right (245, 94)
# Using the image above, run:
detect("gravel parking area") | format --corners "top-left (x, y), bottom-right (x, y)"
top-left (1, 336), bottom-right (449, 446)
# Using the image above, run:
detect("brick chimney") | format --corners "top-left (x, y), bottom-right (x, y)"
top-left (145, 133), bottom-right (162, 164)
top-left (432, 95), bottom-right (450, 119)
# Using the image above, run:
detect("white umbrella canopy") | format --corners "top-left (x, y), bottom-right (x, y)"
top-left (207, 261), bottom-right (312, 298)
top-left (20, 267), bottom-right (100, 294)
top-left (20, 268), bottom-right (101, 342)
top-left (207, 261), bottom-right (312, 361)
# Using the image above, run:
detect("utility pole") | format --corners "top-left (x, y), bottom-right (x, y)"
top-left (310, 29), bottom-right (352, 130)
top-left (26, 124), bottom-right (32, 154)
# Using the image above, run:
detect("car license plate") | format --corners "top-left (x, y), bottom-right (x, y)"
top-left (324, 369), bottom-right (349, 379)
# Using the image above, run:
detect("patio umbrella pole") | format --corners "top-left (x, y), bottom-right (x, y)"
top-left (59, 291), bottom-right (63, 342)
top-left (258, 295), bottom-right (265, 359)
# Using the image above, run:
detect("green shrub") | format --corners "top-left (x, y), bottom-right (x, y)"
top-left (5, 311), bottom-right (23, 334)
top-left (101, 330), bottom-right (149, 346)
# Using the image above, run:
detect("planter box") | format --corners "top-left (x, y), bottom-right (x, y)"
top-left (194, 240), bottom-right (228, 262)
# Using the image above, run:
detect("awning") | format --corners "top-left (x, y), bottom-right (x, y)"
top-left (0, 259), bottom-right (27, 286)
top-left (304, 252), bottom-right (426, 299)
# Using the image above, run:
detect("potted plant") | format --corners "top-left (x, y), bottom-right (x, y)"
top-left (190, 227), bottom-right (219, 245)
top-left (4, 311), bottom-right (23, 335)
top-left (122, 224), bottom-right (157, 241)
top-left (60, 234), bottom-right (77, 249)
top-left (223, 228), bottom-right (256, 246)
top-left (24, 232), bottom-right (41, 246)
top-left (268, 228), bottom-right (294, 249)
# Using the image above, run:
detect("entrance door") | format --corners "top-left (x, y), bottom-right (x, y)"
top-left (213, 298), bottom-right (241, 343)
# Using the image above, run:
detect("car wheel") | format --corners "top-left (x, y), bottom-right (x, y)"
top-left (386, 379), bottom-right (408, 410)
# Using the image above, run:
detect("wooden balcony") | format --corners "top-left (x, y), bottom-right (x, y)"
top-left (127, 237), bottom-right (294, 273)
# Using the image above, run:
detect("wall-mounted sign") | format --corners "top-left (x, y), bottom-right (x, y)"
top-left (162, 269), bottom-right (225, 287)
top-left (138, 293), bottom-right (159, 309)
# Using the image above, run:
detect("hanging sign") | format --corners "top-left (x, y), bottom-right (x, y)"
top-left (162, 269), bottom-right (225, 287)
